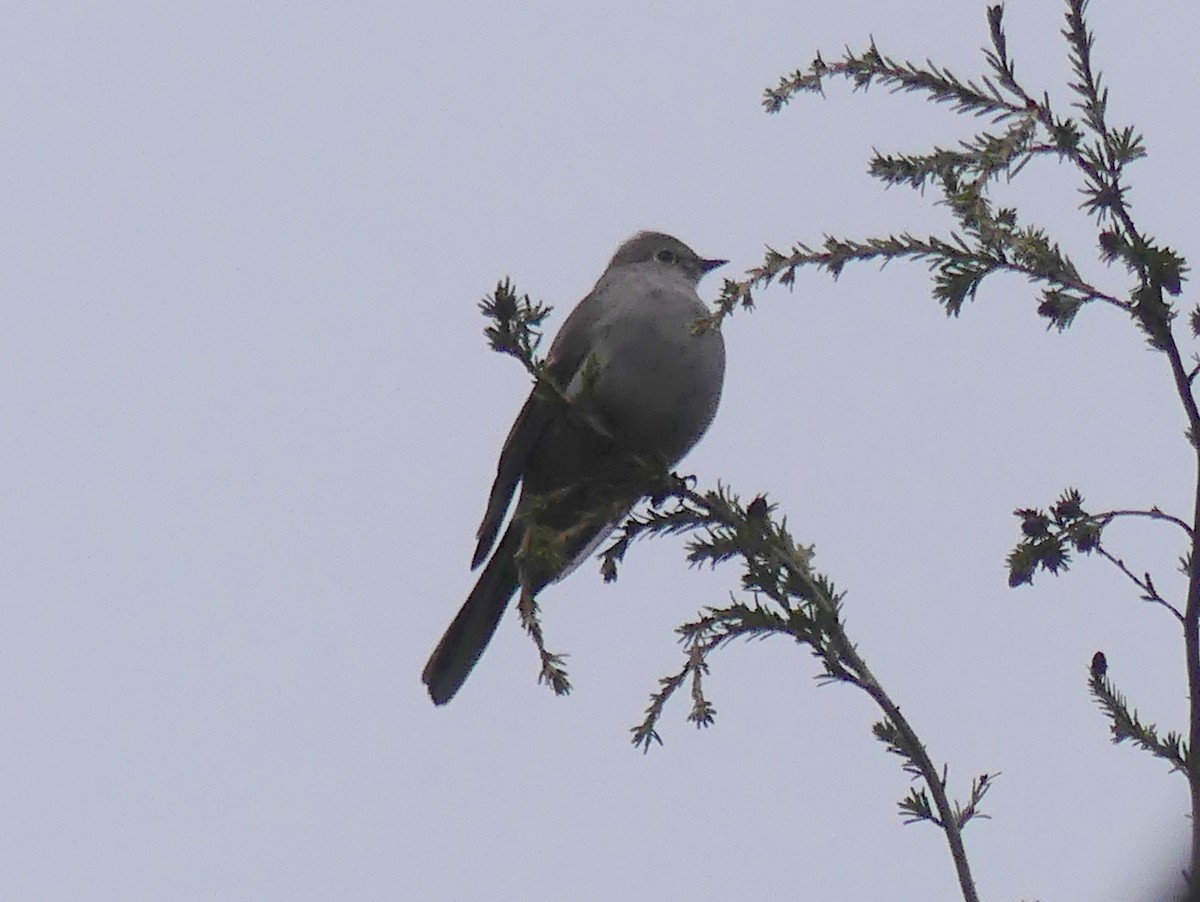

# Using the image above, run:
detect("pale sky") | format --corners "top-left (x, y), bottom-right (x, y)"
top-left (3, 2), bottom-right (1197, 900)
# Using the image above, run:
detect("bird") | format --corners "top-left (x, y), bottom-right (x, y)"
top-left (422, 231), bottom-right (727, 705)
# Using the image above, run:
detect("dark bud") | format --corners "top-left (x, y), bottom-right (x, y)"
top-left (747, 495), bottom-right (771, 522)
top-left (491, 283), bottom-right (518, 321)
top-left (1018, 509), bottom-right (1050, 538)
top-left (1098, 230), bottom-right (1124, 260)
top-left (1090, 651), bottom-right (1108, 679)
top-left (1052, 490), bottom-right (1085, 522)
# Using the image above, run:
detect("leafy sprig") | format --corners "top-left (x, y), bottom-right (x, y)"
top-left (714, 2), bottom-right (1186, 346)
top-left (600, 478), bottom-right (986, 901)
top-left (1089, 653), bottom-right (1189, 775)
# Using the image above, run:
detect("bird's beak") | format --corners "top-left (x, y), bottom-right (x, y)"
top-left (700, 258), bottom-right (727, 274)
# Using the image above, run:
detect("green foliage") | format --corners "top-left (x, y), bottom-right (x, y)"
top-left (599, 475), bottom-right (990, 878)
top-left (722, 1), bottom-right (1187, 342)
top-left (515, 586), bottom-right (572, 697)
top-left (1006, 488), bottom-right (1099, 587)
top-left (734, 0), bottom-right (1198, 896)
top-left (716, 1), bottom-right (1198, 895)
top-left (479, 279), bottom-right (552, 375)
top-left (474, 1), bottom-right (1197, 899)
top-left (1089, 655), bottom-right (1190, 776)
top-left (751, 9), bottom-right (1199, 876)
top-left (1007, 489), bottom-right (1188, 623)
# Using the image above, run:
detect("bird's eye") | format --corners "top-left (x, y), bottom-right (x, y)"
top-left (655, 249), bottom-right (677, 264)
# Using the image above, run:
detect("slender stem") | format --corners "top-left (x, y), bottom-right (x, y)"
top-left (837, 640), bottom-right (979, 902)
top-left (1097, 508), bottom-right (1194, 538)
top-left (1094, 545), bottom-right (1185, 623)
top-left (1169, 338), bottom-right (1200, 884)
top-left (673, 485), bottom-right (980, 901)
top-left (1181, 441), bottom-right (1200, 888)
top-left (1144, 300), bottom-right (1200, 883)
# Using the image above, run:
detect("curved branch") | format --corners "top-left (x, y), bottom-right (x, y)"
top-left (621, 482), bottom-right (982, 902)
top-left (1096, 508), bottom-right (1194, 539)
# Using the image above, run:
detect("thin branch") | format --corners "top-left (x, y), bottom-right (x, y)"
top-left (613, 481), bottom-right (982, 902)
top-left (835, 632), bottom-right (980, 901)
top-left (515, 583), bottom-right (571, 696)
top-left (1093, 545), bottom-right (1185, 623)
top-left (1096, 507), bottom-right (1194, 539)
top-left (706, 232), bottom-right (1130, 331)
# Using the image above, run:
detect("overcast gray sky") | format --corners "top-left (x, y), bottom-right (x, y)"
top-left (4, 1), bottom-right (1197, 900)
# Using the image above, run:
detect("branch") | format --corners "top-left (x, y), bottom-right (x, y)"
top-left (1096, 507), bottom-right (1194, 539)
top-left (734, 3), bottom-right (1187, 348)
top-left (1093, 545), bottom-right (1185, 624)
top-left (1089, 653), bottom-right (1190, 775)
top-left (607, 482), bottom-right (984, 902)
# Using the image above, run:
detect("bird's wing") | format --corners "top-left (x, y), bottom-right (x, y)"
top-left (471, 390), bottom-right (549, 567)
top-left (470, 284), bottom-right (610, 568)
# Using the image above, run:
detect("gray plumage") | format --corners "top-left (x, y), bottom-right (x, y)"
top-left (422, 231), bottom-right (727, 705)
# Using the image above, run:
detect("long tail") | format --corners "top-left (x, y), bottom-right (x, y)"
top-left (422, 524), bottom-right (521, 705)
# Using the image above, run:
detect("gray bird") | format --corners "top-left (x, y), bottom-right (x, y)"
top-left (422, 231), bottom-right (727, 705)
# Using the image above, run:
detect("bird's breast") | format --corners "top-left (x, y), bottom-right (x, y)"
top-left (588, 292), bottom-right (725, 465)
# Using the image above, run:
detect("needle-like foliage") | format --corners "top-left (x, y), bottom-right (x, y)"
top-left (472, 2), bottom-right (1195, 899)
top-left (725, 1), bottom-right (1196, 897)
